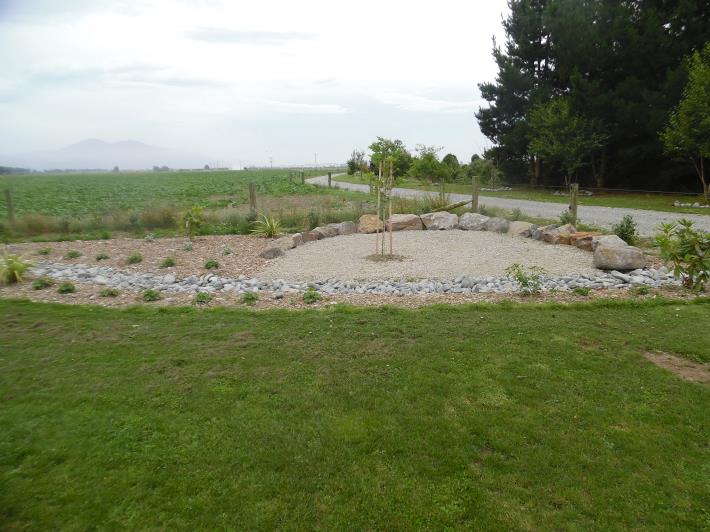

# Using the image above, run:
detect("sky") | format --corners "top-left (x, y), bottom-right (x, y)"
top-left (0, 0), bottom-right (510, 168)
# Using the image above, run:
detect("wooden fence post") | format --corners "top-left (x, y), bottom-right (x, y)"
top-left (439, 179), bottom-right (445, 203)
top-left (249, 182), bottom-right (257, 215)
top-left (328, 171), bottom-right (332, 188)
top-left (4, 189), bottom-right (15, 226)
top-left (569, 183), bottom-right (579, 225)
top-left (471, 175), bottom-right (480, 213)
top-left (300, 171), bottom-right (305, 184)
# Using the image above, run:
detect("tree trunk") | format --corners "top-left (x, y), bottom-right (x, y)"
top-left (596, 149), bottom-right (607, 188)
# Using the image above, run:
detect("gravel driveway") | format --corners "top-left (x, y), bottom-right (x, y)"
top-left (259, 231), bottom-right (600, 281)
top-left (308, 175), bottom-right (710, 236)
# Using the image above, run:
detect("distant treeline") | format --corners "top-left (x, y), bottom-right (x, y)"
top-left (477, 0), bottom-right (710, 191)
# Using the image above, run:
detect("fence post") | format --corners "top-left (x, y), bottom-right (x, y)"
top-left (328, 171), bottom-right (332, 188)
top-left (471, 175), bottom-right (480, 213)
top-left (439, 179), bottom-right (445, 203)
top-left (569, 183), bottom-right (579, 225)
top-left (249, 182), bottom-right (257, 215)
top-left (4, 189), bottom-right (15, 226)
top-left (301, 171), bottom-right (305, 184)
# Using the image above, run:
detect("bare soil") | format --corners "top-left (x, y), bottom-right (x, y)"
top-left (643, 351), bottom-right (710, 384)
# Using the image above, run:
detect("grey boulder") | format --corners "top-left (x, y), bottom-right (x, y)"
top-left (420, 212), bottom-right (459, 230)
top-left (483, 217), bottom-right (510, 233)
top-left (458, 212), bottom-right (489, 231)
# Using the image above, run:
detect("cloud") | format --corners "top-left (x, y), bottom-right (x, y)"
top-left (261, 100), bottom-right (348, 114)
top-left (376, 92), bottom-right (484, 113)
top-left (187, 27), bottom-right (315, 45)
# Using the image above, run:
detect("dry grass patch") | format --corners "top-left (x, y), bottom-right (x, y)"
top-left (643, 351), bottom-right (710, 384)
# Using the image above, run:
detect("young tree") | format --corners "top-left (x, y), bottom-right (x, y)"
top-left (442, 153), bottom-right (460, 180)
top-left (368, 137), bottom-right (412, 177)
top-left (528, 98), bottom-right (607, 189)
top-left (408, 145), bottom-right (449, 184)
top-left (346, 149), bottom-right (367, 176)
top-left (662, 43), bottom-right (710, 204)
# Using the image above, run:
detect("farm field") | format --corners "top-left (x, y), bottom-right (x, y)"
top-left (1, 298), bottom-right (708, 530)
top-left (336, 174), bottom-right (710, 215)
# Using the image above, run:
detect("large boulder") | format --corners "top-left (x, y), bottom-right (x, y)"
top-left (593, 244), bottom-right (646, 270)
top-left (483, 217), bottom-right (510, 233)
top-left (458, 212), bottom-right (490, 231)
top-left (420, 212), bottom-right (459, 230)
top-left (532, 224), bottom-right (557, 241)
top-left (338, 221), bottom-right (357, 235)
top-left (386, 214), bottom-right (423, 231)
top-left (259, 246), bottom-right (284, 259)
top-left (358, 214), bottom-right (384, 234)
top-left (592, 235), bottom-right (627, 251)
top-left (556, 224), bottom-right (577, 245)
top-left (272, 234), bottom-right (300, 251)
top-left (301, 230), bottom-right (319, 243)
top-left (570, 231), bottom-right (602, 251)
top-left (508, 221), bottom-right (534, 238)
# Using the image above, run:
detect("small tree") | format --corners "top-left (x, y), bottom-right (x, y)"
top-left (529, 98), bottom-right (607, 189)
top-left (408, 146), bottom-right (449, 184)
top-left (346, 149), bottom-right (367, 176)
top-left (368, 137), bottom-right (412, 177)
top-left (661, 43), bottom-right (710, 204)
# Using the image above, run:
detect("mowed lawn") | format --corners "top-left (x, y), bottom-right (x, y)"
top-left (1, 299), bottom-right (708, 530)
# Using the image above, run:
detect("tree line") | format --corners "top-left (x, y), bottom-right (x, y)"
top-left (476, 0), bottom-right (710, 194)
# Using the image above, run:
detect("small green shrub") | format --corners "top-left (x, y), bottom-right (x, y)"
top-left (100, 288), bottom-right (120, 297)
top-left (143, 289), bottom-right (161, 302)
top-left (240, 291), bottom-right (258, 306)
top-left (510, 208), bottom-right (523, 221)
top-left (505, 263), bottom-right (546, 295)
top-left (144, 232), bottom-right (156, 242)
top-left (65, 250), bottom-right (81, 259)
top-left (222, 244), bottom-right (233, 256)
top-left (655, 219), bottom-right (709, 291)
top-left (303, 287), bottom-right (321, 304)
top-left (613, 215), bottom-right (638, 245)
top-left (559, 209), bottom-right (577, 226)
top-left (182, 242), bottom-right (193, 251)
top-left (306, 210), bottom-right (320, 230)
top-left (181, 205), bottom-right (204, 239)
top-left (57, 282), bottom-right (75, 294)
top-left (32, 278), bottom-right (53, 290)
top-left (251, 214), bottom-right (282, 238)
top-left (37, 248), bottom-right (51, 256)
top-left (100, 231), bottom-right (111, 240)
top-left (194, 292), bottom-right (212, 305)
top-left (631, 285), bottom-right (650, 296)
top-left (572, 286), bottom-right (590, 296)
top-left (96, 253), bottom-right (109, 261)
top-left (204, 259), bottom-right (219, 270)
top-left (127, 253), bottom-right (143, 265)
top-left (160, 257), bottom-right (176, 268)
top-left (1, 254), bottom-right (32, 285)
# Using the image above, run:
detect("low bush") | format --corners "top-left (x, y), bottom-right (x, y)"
top-left (96, 253), bottom-right (109, 261)
top-left (1, 254), bottom-right (32, 285)
top-left (57, 282), bottom-right (75, 294)
top-left (573, 286), bottom-right (590, 296)
top-left (613, 215), bottom-right (638, 245)
top-left (240, 291), bottom-right (258, 306)
top-left (193, 292), bottom-right (212, 305)
top-left (631, 285), bottom-right (650, 296)
top-left (144, 232), bottom-right (156, 242)
top-left (181, 206), bottom-right (204, 240)
top-left (127, 253), bottom-right (143, 265)
top-left (99, 288), bottom-right (120, 297)
top-left (142, 289), bottom-right (161, 302)
top-left (65, 250), bottom-right (81, 259)
top-left (204, 259), bottom-right (219, 270)
top-left (182, 242), bottom-right (193, 251)
top-left (505, 263), bottom-right (546, 295)
top-left (303, 288), bottom-right (321, 304)
top-left (655, 219), bottom-right (709, 291)
top-left (559, 209), bottom-right (577, 226)
top-left (251, 214), bottom-right (282, 238)
top-left (32, 278), bottom-right (53, 290)
top-left (222, 245), bottom-right (233, 256)
top-left (160, 257), bottom-right (176, 268)
top-left (37, 248), bottom-right (51, 256)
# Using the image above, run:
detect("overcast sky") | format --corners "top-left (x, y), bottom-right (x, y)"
top-left (0, 0), bottom-right (509, 167)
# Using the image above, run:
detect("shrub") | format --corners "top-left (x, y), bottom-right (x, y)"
top-left (204, 259), bottom-right (219, 270)
top-left (240, 291), bottom-right (258, 306)
top-left (194, 291), bottom-right (212, 305)
top-left (96, 253), bottom-right (109, 261)
top-left (37, 248), bottom-right (51, 256)
top-left (32, 278), bottom-right (53, 290)
top-left (143, 289), bottom-right (161, 302)
top-left (505, 263), bottom-right (546, 295)
top-left (559, 209), bottom-right (577, 226)
top-left (222, 244), bottom-right (233, 256)
top-left (127, 253), bottom-right (143, 265)
top-left (100, 231), bottom-right (111, 240)
top-left (181, 205), bottom-right (204, 239)
top-left (613, 215), bottom-right (638, 245)
top-left (510, 208), bottom-right (523, 221)
top-left (57, 282), bottom-right (75, 294)
top-left (1, 254), bottom-right (32, 285)
top-left (306, 210), bottom-right (320, 230)
top-left (65, 250), bottom-right (81, 259)
top-left (572, 286), bottom-right (590, 296)
top-left (160, 257), bottom-right (176, 268)
top-left (251, 214), bottom-right (282, 238)
top-left (182, 242), bottom-right (193, 251)
top-left (100, 288), bottom-right (120, 297)
top-left (631, 285), bottom-right (650, 296)
top-left (144, 232), bottom-right (156, 242)
top-left (655, 219), bottom-right (709, 291)
top-left (303, 287), bottom-right (321, 304)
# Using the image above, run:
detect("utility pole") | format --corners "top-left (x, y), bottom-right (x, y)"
top-left (314, 153), bottom-right (318, 167)
top-left (269, 157), bottom-right (273, 169)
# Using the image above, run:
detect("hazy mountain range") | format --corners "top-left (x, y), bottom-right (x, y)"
top-left (1, 139), bottom-right (213, 170)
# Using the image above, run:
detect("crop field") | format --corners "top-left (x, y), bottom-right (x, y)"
top-left (0, 169), bottom-right (341, 218)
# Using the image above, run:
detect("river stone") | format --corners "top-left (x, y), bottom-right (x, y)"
top-left (458, 212), bottom-right (489, 231)
top-left (542, 227), bottom-right (562, 244)
top-left (592, 234), bottom-right (627, 251)
top-left (484, 217), bottom-right (510, 233)
top-left (420, 212), bottom-right (458, 230)
top-left (291, 232), bottom-right (304, 247)
top-left (556, 224), bottom-right (577, 244)
top-left (570, 231), bottom-right (602, 251)
top-left (301, 230), bottom-right (318, 243)
top-left (315, 225), bottom-right (339, 238)
top-left (532, 224), bottom-right (556, 241)
top-left (593, 244), bottom-right (646, 270)
top-left (259, 247), bottom-right (285, 259)
top-left (358, 214), bottom-right (384, 234)
top-left (273, 235), bottom-right (298, 251)
top-left (387, 214), bottom-right (423, 231)
top-left (507, 221), bottom-right (534, 237)
top-left (338, 221), bottom-right (357, 235)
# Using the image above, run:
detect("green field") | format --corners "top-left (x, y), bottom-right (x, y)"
top-left (1, 298), bottom-right (708, 529)
top-left (0, 169), bottom-right (341, 218)
top-left (337, 175), bottom-right (710, 215)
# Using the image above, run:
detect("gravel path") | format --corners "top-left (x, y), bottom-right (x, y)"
top-left (259, 231), bottom-right (600, 281)
top-left (308, 175), bottom-right (710, 236)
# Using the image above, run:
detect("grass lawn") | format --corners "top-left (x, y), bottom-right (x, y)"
top-left (1, 298), bottom-right (709, 529)
top-left (337, 174), bottom-right (710, 215)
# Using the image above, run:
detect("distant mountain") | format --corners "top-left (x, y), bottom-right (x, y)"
top-left (1, 139), bottom-right (212, 171)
